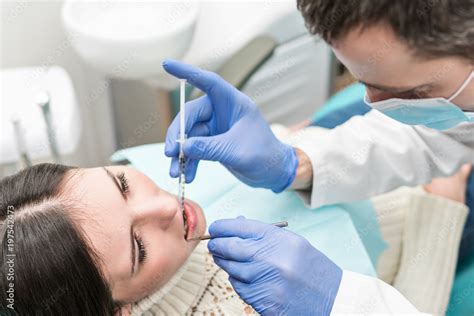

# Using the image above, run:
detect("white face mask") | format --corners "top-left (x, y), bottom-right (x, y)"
top-left (364, 71), bottom-right (474, 130)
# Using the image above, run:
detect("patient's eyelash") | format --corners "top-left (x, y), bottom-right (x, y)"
top-left (117, 172), bottom-right (130, 194)
top-left (134, 232), bottom-right (147, 264)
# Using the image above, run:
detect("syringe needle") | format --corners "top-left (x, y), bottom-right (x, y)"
top-left (178, 152), bottom-right (185, 211)
top-left (178, 79), bottom-right (186, 215)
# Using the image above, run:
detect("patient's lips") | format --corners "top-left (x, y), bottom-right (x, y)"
top-left (183, 200), bottom-right (197, 240)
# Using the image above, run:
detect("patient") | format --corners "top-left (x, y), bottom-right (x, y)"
top-left (0, 162), bottom-right (470, 315)
top-left (0, 164), bottom-right (249, 315)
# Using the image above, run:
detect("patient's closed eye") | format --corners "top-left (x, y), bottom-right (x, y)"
top-left (117, 172), bottom-right (130, 194)
top-left (134, 232), bottom-right (147, 264)
top-left (103, 167), bottom-right (130, 198)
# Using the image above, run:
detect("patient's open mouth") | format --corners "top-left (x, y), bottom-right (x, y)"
top-left (182, 201), bottom-right (197, 240)
top-left (183, 211), bottom-right (188, 237)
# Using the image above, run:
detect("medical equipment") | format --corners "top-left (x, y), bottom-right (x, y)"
top-left (37, 91), bottom-right (61, 163)
top-left (11, 116), bottom-right (32, 168)
top-left (0, 66), bottom-right (81, 177)
top-left (187, 221), bottom-right (288, 241)
top-left (178, 79), bottom-right (187, 221)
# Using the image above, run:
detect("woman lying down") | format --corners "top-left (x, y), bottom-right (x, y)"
top-left (0, 161), bottom-right (470, 315)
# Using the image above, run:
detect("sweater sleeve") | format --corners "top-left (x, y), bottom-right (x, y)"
top-left (370, 188), bottom-right (468, 314)
top-left (393, 192), bottom-right (468, 314)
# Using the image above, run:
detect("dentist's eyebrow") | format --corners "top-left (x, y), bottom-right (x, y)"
top-left (358, 80), bottom-right (432, 93)
top-left (103, 167), bottom-right (136, 275)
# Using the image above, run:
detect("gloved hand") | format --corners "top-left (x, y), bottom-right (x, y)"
top-left (207, 217), bottom-right (343, 315)
top-left (162, 59), bottom-right (299, 193)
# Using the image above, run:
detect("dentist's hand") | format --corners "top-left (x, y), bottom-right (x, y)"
top-left (207, 217), bottom-right (342, 315)
top-left (163, 59), bottom-right (298, 193)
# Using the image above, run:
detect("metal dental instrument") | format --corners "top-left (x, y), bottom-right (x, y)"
top-left (187, 221), bottom-right (289, 241)
top-left (36, 92), bottom-right (61, 163)
top-left (178, 79), bottom-right (187, 216)
top-left (11, 116), bottom-right (32, 168)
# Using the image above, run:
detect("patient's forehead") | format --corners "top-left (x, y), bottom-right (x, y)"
top-left (62, 166), bottom-right (124, 203)
top-left (62, 166), bottom-right (133, 285)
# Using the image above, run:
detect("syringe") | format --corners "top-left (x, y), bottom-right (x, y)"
top-left (178, 79), bottom-right (186, 217)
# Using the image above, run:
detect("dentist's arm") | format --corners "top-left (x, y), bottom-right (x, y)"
top-left (163, 60), bottom-right (474, 207)
top-left (286, 111), bottom-right (474, 207)
top-left (290, 148), bottom-right (313, 190)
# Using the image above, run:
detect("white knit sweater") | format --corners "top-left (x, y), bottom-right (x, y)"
top-left (132, 241), bottom-right (256, 316)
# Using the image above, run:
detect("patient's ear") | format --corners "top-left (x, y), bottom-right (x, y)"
top-left (115, 304), bottom-right (132, 316)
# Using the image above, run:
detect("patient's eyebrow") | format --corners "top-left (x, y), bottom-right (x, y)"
top-left (103, 167), bottom-right (136, 275)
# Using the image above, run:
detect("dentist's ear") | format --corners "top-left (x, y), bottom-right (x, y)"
top-left (115, 304), bottom-right (132, 316)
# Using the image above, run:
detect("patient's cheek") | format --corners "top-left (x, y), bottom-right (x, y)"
top-left (134, 274), bottom-right (164, 299)
top-left (139, 244), bottom-right (189, 296)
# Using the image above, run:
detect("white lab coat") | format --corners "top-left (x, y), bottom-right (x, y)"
top-left (285, 110), bottom-right (474, 313)
top-left (332, 270), bottom-right (421, 314)
top-left (292, 110), bottom-right (474, 209)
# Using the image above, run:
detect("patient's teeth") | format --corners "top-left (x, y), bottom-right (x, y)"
top-left (183, 211), bottom-right (188, 236)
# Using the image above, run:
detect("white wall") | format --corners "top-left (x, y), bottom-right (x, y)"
top-left (1, 0), bottom-right (117, 167)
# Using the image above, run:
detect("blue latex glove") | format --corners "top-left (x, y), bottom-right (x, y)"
top-left (207, 217), bottom-right (343, 315)
top-left (162, 59), bottom-right (299, 193)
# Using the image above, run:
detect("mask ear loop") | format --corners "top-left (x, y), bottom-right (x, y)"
top-left (448, 70), bottom-right (474, 102)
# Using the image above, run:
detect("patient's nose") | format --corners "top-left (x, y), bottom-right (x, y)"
top-left (133, 194), bottom-right (178, 229)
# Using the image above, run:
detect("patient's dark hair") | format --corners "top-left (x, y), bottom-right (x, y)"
top-left (296, 0), bottom-right (474, 61)
top-left (0, 163), bottom-right (116, 315)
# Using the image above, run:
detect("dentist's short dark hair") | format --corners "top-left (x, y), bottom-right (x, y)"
top-left (296, 0), bottom-right (474, 61)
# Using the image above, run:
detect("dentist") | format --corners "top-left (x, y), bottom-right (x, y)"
top-left (163, 0), bottom-right (473, 314)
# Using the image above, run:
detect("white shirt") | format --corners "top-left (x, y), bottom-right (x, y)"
top-left (286, 111), bottom-right (474, 313)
